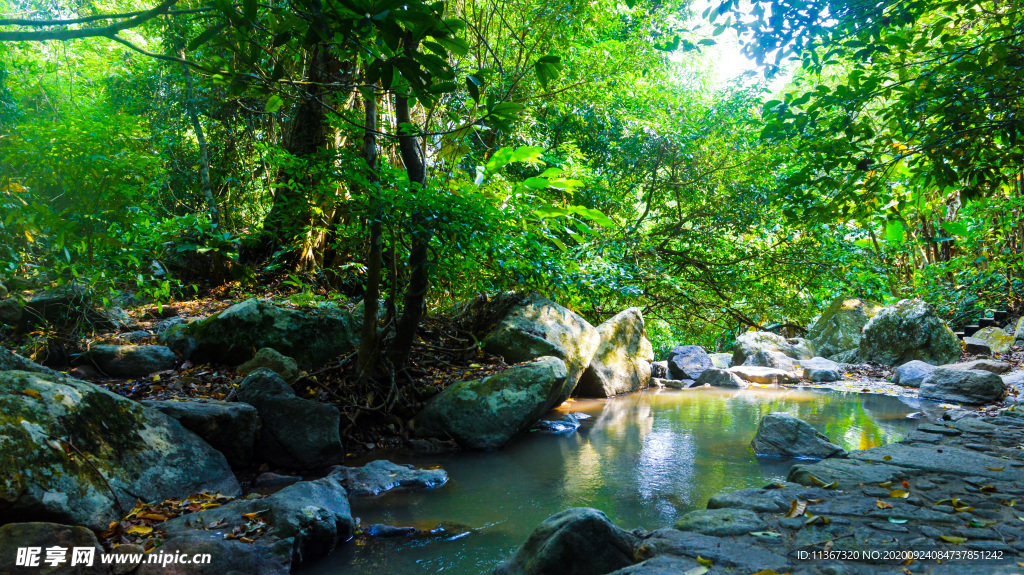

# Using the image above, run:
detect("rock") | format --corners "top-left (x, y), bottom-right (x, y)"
top-left (893, 360), bottom-right (938, 388)
top-left (577, 308), bottom-right (654, 397)
top-left (238, 347), bottom-right (300, 383)
top-left (659, 378), bottom-right (694, 389)
top-left (706, 487), bottom-right (789, 513)
top-left (108, 544), bottom-right (145, 575)
top-left (0, 297), bottom-right (21, 326)
top-left (673, 508), bottom-right (767, 536)
top-left (606, 556), bottom-right (707, 575)
top-left (0, 522), bottom-right (110, 575)
top-left (237, 368), bottom-right (344, 469)
top-left (829, 348), bottom-right (859, 363)
top-left (849, 442), bottom-right (1020, 481)
top-left (254, 472), bottom-right (302, 489)
top-left (797, 356), bottom-right (842, 371)
top-left (1015, 317), bottom-right (1024, 345)
top-left (731, 331), bottom-right (814, 366)
top-left (135, 532), bottom-right (290, 575)
top-left (708, 352), bottom-right (732, 368)
top-left (18, 284), bottom-right (123, 332)
top-left (650, 360), bottom-right (668, 379)
top-left (331, 460), bottom-right (447, 497)
top-left (413, 357), bottom-right (569, 450)
top-left (803, 367), bottom-right (840, 382)
top-left (963, 336), bottom-right (992, 355)
top-left (531, 413), bottom-right (583, 434)
top-left (727, 365), bottom-right (797, 385)
top-left (159, 473), bottom-right (353, 566)
top-left (161, 298), bottom-right (359, 369)
top-left (79, 344), bottom-right (178, 377)
top-left (0, 348), bottom-right (62, 377)
top-left (858, 299), bottom-right (961, 366)
top-left (919, 367), bottom-right (1005, 404)
top-left (635, 528), bottom-right (789, 573)
top-left (142, 399), bottom-right (259, 467)
top-left (943, 359), bottom-right (1011, 374)
top-left (751, 412), bottom-right (847, 459)
top-left (666, 345), bottom-right (712, 381)
top-left (366, 524), bottom-right (417, 538)
top-left (807, 296), bottom-right (882, 358)
top-left (742, 349), bottom-right (796, 370)
top-left (493, 508), bottom-right (638, 575)
top-left (788, 458), bottom-right (906, 489)
top-left (694, 368), bottom-right (748, 388)
top-left (0, 371), bottom-right (240, 530)
top-left (969, 326), bottom-right (1014, 354)
top-left (482, 293), bottom-right (600, 405)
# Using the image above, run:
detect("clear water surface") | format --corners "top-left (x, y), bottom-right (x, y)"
top-left (302, 386), bottom-right (943, 575)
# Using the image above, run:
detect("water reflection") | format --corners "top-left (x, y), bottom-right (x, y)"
top-left (302, 387), bottom-right (942, 575)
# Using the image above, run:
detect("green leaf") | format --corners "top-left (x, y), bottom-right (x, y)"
top-left (187, 24), bottom-right (227, 51)
top-left (265, 95), bottom-right (285, 113)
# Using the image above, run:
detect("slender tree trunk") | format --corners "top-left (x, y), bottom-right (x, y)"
top-left (357, 87), bottom-right (382, 381)
top-left (181, 61), bottom-right (218, 228)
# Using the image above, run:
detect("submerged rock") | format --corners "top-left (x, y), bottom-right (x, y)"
top-left (79, 344), bottom-right (178, 377)
top-left (331, 460), bottom-right (448, 497)
top-left (751, 412), bottom-right (846, 459)
top-left (531, 413), bottom-right (583, 434)
top-left (807, 296), bottom-right (882, 358)
top-left (731, 331), bottom-right (814, 366)
top-left (0, 371), bottom-right (240, 530)
top-left (858, 299), bottom-right (960, 366)
top-left (238, 368), bottom-right (344, 469)
top-left (919, 367), bottom-right (1005, 404)
top-left (666, 345), bottom-right (712, 381)
top-left (142, 398), bottom-right (259, 467)
top-left (414, 357), bottom-right (569, 450)
top-left (493, 507), bottom-right (638, 575)
top-left (482, 293), bottom-right (600, 405)
top-left (577, 308), bottom-right (654, 397)
top-left (161, 298), bottom-right (359, 369)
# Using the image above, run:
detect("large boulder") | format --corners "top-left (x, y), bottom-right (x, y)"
top-left (0, 371), bottom-right (240, 530)
top-left (237, 369), bottom-right (344, 469)
top-left (750, 412), bottom-right (846, 459)
top-left (892, 360), bottom-right (937, 388)
top-left (919, 367), bottom-right (1005, 405)
top-left (159, 472), bottom-right (354, 567)
top-left (666, 345), bottom-right (712, 381)
top-left (142, 399), bottom-right (259, 467)
top-left (482, 293), bottom-right (600, 405)
top-left (0, 522), bottom-right (110, 575)
top-left (806, 297), bottom-right (881, 358)
top-left (79, 344), bottom-right (178, 378)
top-left (857, 299), bottom-right (960, 366)
top-left (493, 507), bottom-right (638, 575)
top-left (161, 298), bottom-right (359, 369)
top-left (731, 331), bottom-right (813, 366)
top-left (969, 326), bottom-right (1013, 354)
top-left (413, 357), bottom-right (569, 450)
top-left (577, 308), bottom-right (654, 397)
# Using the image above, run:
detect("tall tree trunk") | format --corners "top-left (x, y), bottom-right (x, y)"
top-left (181, 61), bottom-right (218, 228)
top-left (357, 87), bottom-right (382, 382)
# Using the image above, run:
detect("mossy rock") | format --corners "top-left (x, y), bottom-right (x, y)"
top-left (970, 326), bottom-right (1013, 354)
top-left (0, 371), bottom-right (240, 529)
top-left (807, 296), bottom-right (882, 358)
top-left (577, 307), bottom-right (654, 397)
top-left (858, 299), bottom-right (960, 366)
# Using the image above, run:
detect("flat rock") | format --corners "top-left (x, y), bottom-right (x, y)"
top-left (136, 532), bottom-right (290, 575)
top-left (606, 555), bottom-right (705, 575)
top-left (635, 528), bottom-right (790, 573)
top-left (331, 460), bottom-right (447, 497)
top-left (731, 331), bottom-right (813, 366)
top-left (673, 508), bottom-right (766, 536)
top-left (706, 487), bottom-right (789, 513)
top-left (727, 365), bottom-right (797, 385)
top-left (963, 336), bottom-right (992, 355)
top-left (945, 359), bottom-right (1012, 375)
top-left (850, 442), bottom-right (1020, 481)
top-left (788, 458), bottom-right (907, 489)
top-left (79, 344), bottom-right (178, 378)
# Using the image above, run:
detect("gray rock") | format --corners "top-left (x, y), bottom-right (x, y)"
top-left (238, 368), bottom-right (344, 469)
top-left (666, 345), bottom-right (713, 381)
top-left (160, 473), bottom-right (353, 566)
top-left (606, 556), bottom-right (706, 575)
top-left (727, 365), bottom-right (798, 385)
top-left (161, 298), bottom-right (359, 369)
top-left (531, 413), bottom-right (583, 434)
top-left (694, 368), bottom-right (748, 388)
top-left (0, 371), bottom-right (240, 530)
top-left (919, 367), bottom-right (1005, 404)
top-left (254, 472), bottom-right (302, 489)
top-left (893, 360), bottom-right (938, 388)
top-left (751, 412), bottom-right (847, 459)
top-left (743, 349), bottom-right (796, 370)
top-left (0, 522), bottom-right (110, 575)
top-left (798, 356), bottom-right (842, 372)
top-left (788, 458), bottom-right (906, 489)
top-left (943, 359), bottom-right (1012, 375)
top-left (366, 524), bottom-right (417, 538)
top-left (0, 297), bottom-right (21, 326)
top-left (732, 331), bottom-right (814, 366)
top-left (142, 398), bottom-right (259, 467)
top-left (803, 367), bottom-right (840, 382)
top-left (493, 507), bottom-right (638, 575)
top-left (0, 348), bottom-right (62, 377)
top-left (962, 336), bottom-right (992, 355)
top-left (414, 357), bottom-right (569, 450)
top-left (635, 528), bottom-right (790, 573)
top-left (850, 442), bottom-right (1020, 481)
top-left (858, 299), bottom-right (961, 366)
top-left (79, 344), bottom-right (178, 377)
top-left (577, 308), bottom-right (654, 397)
top-left (708, 352), bottom-right (733, 368)
top-left (829, 348), bottom-right (859, 363)
top-left (807, 296), bottom-right (882, 358)
top-left (331, 460), bottom-right (447, 497)
top-left (706, 487), bottom-right (789, 513)
top-left (482, 293), bottom-right (600, 405)
top-left (136, 532), bottom-right (290, 575)
top-left (238, 347), bottom-right (300, 383)
top-left (650, 360), bottom-right (668, 379)
top-left (673, 508), bottom-right (767, 536)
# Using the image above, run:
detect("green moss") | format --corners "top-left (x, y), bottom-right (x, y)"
top-left (57, 390), bottom-right (147, 456)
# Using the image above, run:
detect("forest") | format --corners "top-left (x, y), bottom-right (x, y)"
top-left (2, 0), bottom-right (1024, 573)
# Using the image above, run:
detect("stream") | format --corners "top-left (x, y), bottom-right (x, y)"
top-left (305, 386), bottom-right (945, 574)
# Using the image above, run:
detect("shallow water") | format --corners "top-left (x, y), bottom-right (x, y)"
top-left (304, 386), bottom-right (943, 575)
